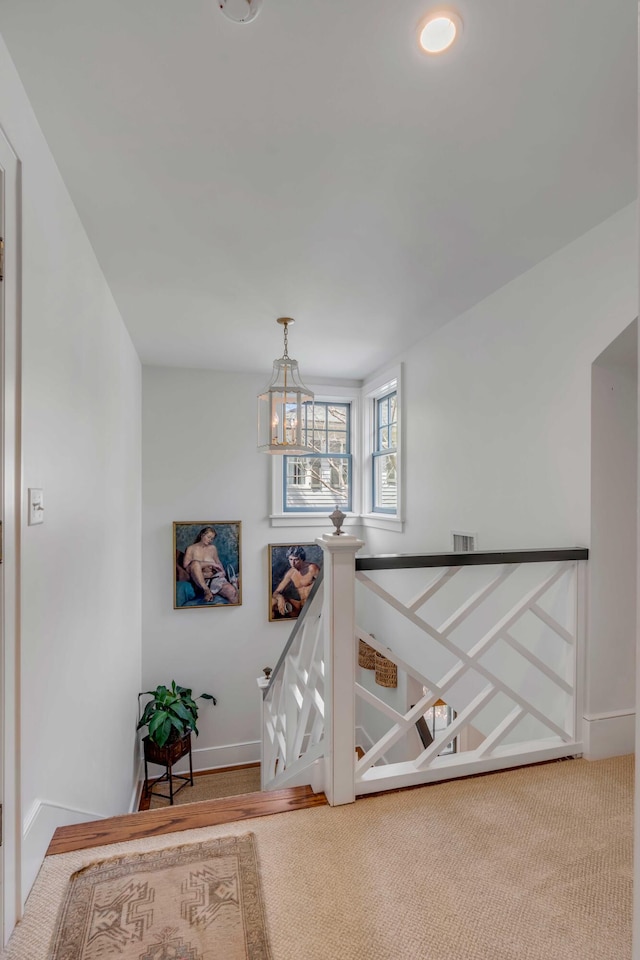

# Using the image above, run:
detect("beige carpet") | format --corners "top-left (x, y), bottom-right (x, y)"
top-left (3, 755), bottom-right (633, 960)
top-left (146, 765), bottom-right (262, 809)
top-left (48, 833), bottom-right (270, 960)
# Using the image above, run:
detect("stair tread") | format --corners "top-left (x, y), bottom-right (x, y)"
top-left (47, 786), bottom-right (327, 856)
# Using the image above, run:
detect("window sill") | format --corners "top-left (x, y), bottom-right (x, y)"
top-left (270, 514), bottom-right (361, 529)
top-left (360, 514), bottom-right (404, 533)
top-left (269, 513), bottom-right (403, 532)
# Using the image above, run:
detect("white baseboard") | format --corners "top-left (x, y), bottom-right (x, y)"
top-left (22, 800), bottom-right (103, 902)
top-left (143, 739), bottom-right (261, 777)
top-left (130, 758), bottom-right (145, 813)
top-left (308, 758), bottom-right (325, 793)
top-left (582, 710), bottom-right (635, 759)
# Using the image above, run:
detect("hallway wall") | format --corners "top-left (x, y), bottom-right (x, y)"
top-left (0, 33), bottom-right (142, 909)
top-left (588, 321), bottom-right (637, 756)
top-left (364, 203), bottom-right (637, 557)
top-left (141, 205), bottom-right (637, 775)
top-left (141, 367), bottom-right (326, 771)
top-left (361, 203), bottom-right (637, 759)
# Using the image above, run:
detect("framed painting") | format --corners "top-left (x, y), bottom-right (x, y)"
top-left (268, 542), bottom-right (323, 622)
top-left (174, 521), bottom-right (242, 609)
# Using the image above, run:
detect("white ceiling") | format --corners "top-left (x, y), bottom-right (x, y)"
top-left (0, 0), bottom-right (636, 379)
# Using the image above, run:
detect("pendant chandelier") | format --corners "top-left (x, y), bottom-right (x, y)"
top-left (258, 318), bottom-right (314, 455)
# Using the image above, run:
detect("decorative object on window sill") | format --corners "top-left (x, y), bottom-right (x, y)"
top-left (329, 505), bottom-right (346, 535)
top-left (219, 0), bottom-right (263, 23)
top-left (258, 318), bottom-right (314, 454)
top-left (375, 652), bottom-right (398, 688)
top-left (358, 635), bottom-right (376, 669)
top-left (262, 667), bottom-right (272, 679)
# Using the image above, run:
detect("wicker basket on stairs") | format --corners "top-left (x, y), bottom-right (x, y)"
top-left (375, 651), bottom-right (398, 688)
top-left (358, 637), bottom-right (376, 669)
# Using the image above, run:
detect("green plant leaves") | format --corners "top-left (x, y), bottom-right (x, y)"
top-left (148, 711), bottom-right (168, 737)
top-left (156, 716), bottom-right (173, 747)
top-left (172, 700), bottom-right (191, 719)
top-left (137, 681), bottom-right (216, 746)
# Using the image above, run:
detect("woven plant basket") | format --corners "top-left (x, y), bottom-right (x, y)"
top-left (358, 639), bottom-right (376, 669)
top-left (375, 652), bottom-right (398, 688)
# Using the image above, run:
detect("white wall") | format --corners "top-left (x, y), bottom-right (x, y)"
top-left (360, 203), bottom-right (637, 761)
top-left (142, 367), bottom-right (330, 770)
top-left (635, 313), bottom-right (640, 960)
top-left (142, 206), bottom-right (637, 775)
top-left (358, 204), bottom-right (638, 761)
top-left (0, 33), bottom-right (142, 910)
top-left (587, 323), bottom-right (637, 757)
top-left (364, 203), bottom-right (637, 557)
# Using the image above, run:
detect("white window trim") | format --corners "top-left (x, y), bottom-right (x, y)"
top-left (269, 368), bottom-right (404, 532)
top-left (360, 363), bottom-right (403, 532)
top-left (270, 385), bottom-right (361, 524)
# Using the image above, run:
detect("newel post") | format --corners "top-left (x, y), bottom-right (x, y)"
top-left (317, 532), bottom-right (364, 806)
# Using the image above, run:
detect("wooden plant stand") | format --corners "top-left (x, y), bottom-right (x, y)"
top-left (143, 732), bottom-right (193, 805)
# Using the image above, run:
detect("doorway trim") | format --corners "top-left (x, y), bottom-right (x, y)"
top-left (0, 124), bottom-right (22, 945)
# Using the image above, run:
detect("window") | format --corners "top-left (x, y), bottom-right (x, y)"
top-left (270, 367), bottom-right (402, 529)
top-left (422, 699), bottom-right (457, 755)
top-left (283, 401), bottom-right (352, 512)
top-left (372, 389), bottom-right (397, 513)
top-left (361, 365), bottom-right (402, 529)
top-left (290, 458), bottom-right (307, 487)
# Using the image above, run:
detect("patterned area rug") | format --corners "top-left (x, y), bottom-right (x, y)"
top-left (47, 833), bottom-right (271, 960)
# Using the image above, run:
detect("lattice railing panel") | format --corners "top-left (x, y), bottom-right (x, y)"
top-left (354, 560), bottom-right (581, 793)
top-left (262, 579), bottom-right (325, 790)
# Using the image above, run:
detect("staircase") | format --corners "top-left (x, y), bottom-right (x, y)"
top-left (46, 785), bottom-right (327, 856)
top-left (262, 538), bottom-right (589, 804)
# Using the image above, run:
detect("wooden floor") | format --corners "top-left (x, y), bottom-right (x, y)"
top-left (137, 761), bottom-right (261, 812)
top-left (47, 785), bottom-right (327, 856)
top-left (46, 756), bottom-right (558, 858)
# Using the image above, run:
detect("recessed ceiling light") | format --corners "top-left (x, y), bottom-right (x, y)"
top-left (417, 11), bottom-right (462, 54)
top-left (219, 0), bottom-right (263, 24)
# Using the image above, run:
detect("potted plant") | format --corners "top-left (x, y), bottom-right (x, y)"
top-left (138, 682), bottom-right (217, 799)
top-left (137, 681), bottom-right (217, 748)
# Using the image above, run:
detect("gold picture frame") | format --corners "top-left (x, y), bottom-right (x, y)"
top-left (268, 542), bottom-right (323, 622)
top-left (174, 521), bottom-right (242, 609)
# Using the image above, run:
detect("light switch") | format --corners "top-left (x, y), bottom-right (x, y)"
top-left (28, 488), bottom-right (44, 525)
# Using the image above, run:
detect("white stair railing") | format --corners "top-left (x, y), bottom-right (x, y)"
top-left (261, 572), bottom-right (326, 791)
top-left (260, 533), bottom-right (364, 802)
top-left (353, 549), bottom-right (587, 797)
top-left (260, 542), bottom-right (587, 805)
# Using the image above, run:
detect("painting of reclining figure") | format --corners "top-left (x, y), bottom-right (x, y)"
top-left (174, 521), bottom-right (242, 608)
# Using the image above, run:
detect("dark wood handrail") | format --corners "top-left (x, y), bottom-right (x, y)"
top-left (263, 569), bottom-right (324, 700)
top-left (356, 547), bottom-right (588, 572)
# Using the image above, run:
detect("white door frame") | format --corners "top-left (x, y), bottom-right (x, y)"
top-left (0, 125), bottom-right (22, 945)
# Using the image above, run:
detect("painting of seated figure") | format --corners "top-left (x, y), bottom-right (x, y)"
top-left (268, 542), bottom-right (323, 622)
top-left (174, 521), bottom-right (242, 609)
